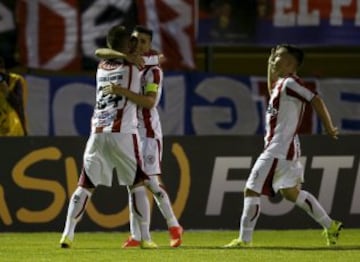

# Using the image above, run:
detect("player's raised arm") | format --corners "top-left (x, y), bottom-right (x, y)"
top-left (267, 47), bottom-right (277, 95)
top-left (95, 48), bottom-right (126, 59)
top-left (311, 95), bottom-right (339, 139)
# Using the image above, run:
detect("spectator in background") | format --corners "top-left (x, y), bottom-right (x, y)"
top-left (0, 57), bottom-right (28, 136)
top-left (209, 0), bottom-right (257, 42)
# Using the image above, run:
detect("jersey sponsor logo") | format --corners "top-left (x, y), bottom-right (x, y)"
top-left (99, 60), bottom-right (123, 70)
top-left (93, 110), bottom-right (116, 127)
top-left (98, 75), bottom-right (123, 82)
top-left (96, 91), bottom-right (122, 110)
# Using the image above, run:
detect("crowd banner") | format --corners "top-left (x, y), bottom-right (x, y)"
top-left (9, 0), bottom-right (195, 71)
top-left (197, 0), bottom-right (360, 46)
top-left (0, 135), bottom-right (359, 231)
top-left (17, 0), bottom-right (82, 71)
top-left (136, 0), bottom-right (196, 70)
top-left (25, 73), bottom-right (360, 136)
top-left (2, 0), bottom-right (360, 70)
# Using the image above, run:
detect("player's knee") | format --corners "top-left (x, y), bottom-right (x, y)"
top-left (280, 187), bottom-right (299, 202)
top-left (244, 188), bottom-right (260, 197)
top-left (130, 181), bottom-right (145, 188)
top-left (143, 179), bottom-right (157, 191)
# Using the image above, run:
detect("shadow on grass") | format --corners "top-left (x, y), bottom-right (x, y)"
top-left (71, 245), bottom-right (360, 251)
top-left (176, 245), bottom-right (360, 251)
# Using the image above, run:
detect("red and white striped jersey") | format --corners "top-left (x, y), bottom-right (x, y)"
top-left (91, 59), bottom-right (141, 134)
top-left (138, 64), bottom-right (163, 139)
top-left (263, 75), bottom-right (317, 160)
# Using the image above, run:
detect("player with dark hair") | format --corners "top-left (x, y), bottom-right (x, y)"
top-left (225, 44), bottom-right (342, 248)
top-left (98, 25), bottom-right (183, 248)
top-left (60, 25), bottom-right (157, 249)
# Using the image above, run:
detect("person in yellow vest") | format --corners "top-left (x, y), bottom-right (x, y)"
top-left (0, 56), bottom-right (28, 136)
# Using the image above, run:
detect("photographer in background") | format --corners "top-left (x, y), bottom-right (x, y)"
top-left (0, 57), bottom-right (28, 136)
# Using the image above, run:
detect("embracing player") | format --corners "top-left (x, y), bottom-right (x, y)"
top-left (60, 25), bottom-right (157, 249)
top-left (97, 25), bottom-right (183, 248)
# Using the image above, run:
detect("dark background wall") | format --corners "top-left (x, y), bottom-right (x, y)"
top-left (195, 46), bottom-right (360, 77)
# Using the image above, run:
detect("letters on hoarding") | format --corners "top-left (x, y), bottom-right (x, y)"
top-left (197, 0), bottom-right (360, 45)
top-left (25, 73), bottom-right (360, 136)
top-left (0, 135), bottom-right (359, 231)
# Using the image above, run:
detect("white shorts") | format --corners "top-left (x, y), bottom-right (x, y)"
top-left (141, 137), bottom-right (162, 175)
top-left (83, 133), bottom-right (144, 187)
top-left (246, 154), bottom-right (304, 196)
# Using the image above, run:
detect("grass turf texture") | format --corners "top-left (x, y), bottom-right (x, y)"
top-left (1, 230), bottom-right (359, 261)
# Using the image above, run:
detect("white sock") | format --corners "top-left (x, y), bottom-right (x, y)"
top-left (130, 186), bottom-right (151, 241)
top-left (145, 178), bottom-right (179, 228)
top-left (62, 187), bottom-right (91, 240)
top-left (127, 186), bottom-right (141, 241)
top-left (240, 197), bottom-right (261, 243)
top-left (295, 190), bottom-right (332, 229)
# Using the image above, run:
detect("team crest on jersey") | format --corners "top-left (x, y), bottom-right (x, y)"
top-left (145, 154), bottom-right (155, 165)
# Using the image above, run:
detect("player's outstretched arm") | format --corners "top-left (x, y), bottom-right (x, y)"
top-left (311, 95), bottom-right (339, 139)
top-left (95, 48), bottom-right (126, 59)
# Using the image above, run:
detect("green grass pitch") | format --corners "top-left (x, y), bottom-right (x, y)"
top-left (1, 229), bottom-right (359, 261)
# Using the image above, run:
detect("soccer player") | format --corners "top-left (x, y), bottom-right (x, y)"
top-left (225, 44), bottom-right (342, 247)
top-left (98, 26), bottom-right (183, 248)
top-left (59, 25), bottom-right (157, 249)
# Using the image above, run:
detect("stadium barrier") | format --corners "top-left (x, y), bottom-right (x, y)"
top-left (0, 135), bottom-right (359, 231)
top-left (25, 74), bottom-right (360, 136)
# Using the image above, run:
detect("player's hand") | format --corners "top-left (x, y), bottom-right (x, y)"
top-left (102, 84), bottom-right (116, 96)
top-left (103, 83), bottom-right (125, 96)
top-left (325, 126), bottom-right (339, 139)
top-left (268, 48), bottom-right (275, 67)
top-left (126, 53), bottom-right (144, 68)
